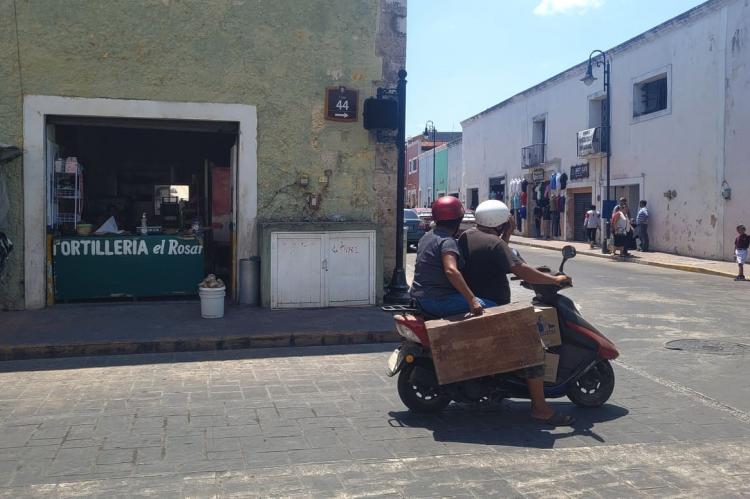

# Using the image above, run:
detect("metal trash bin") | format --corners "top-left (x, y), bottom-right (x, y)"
top-left (239, 256), bottom-right (260, 305)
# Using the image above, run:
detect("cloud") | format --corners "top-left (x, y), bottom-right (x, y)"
top-left (533, 0), bottom-right (604, 16)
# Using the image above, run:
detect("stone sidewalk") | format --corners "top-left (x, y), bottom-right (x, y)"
top-left (0, 304), bottom-right (396, 361)
top-left (510, 235), bottom-right (738, 279)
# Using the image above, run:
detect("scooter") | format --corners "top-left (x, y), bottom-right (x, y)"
top-left (382, 245), bottom-right (619, 413)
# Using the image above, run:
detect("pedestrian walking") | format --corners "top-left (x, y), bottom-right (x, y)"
top-left (635, 200), bottom-right (650, 252)
top-left (533, 205), bottom-right (542, 238)
top-left (735, 224), bottom-right (750, 281)
top-left (583, 204), bottom-right (600, 249)
top-left (611, 205), bottom-right (631, 257)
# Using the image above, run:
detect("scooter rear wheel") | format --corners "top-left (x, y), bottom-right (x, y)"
top-left (397, 362), bottom-right (451, 414)
top-left (566, 360), bottom-right (615, 407)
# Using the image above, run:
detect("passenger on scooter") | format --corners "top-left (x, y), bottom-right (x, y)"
top-left (410, 196), bottom-right (488, 318)
top-left (458, 199), bottom-right (574, 426)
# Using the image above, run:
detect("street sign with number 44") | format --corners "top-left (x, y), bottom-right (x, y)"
top-left (325, 86), bottom-right (359, 122)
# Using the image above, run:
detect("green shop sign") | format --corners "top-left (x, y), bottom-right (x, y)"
top-left (53, 235), bottom-right (205, 301)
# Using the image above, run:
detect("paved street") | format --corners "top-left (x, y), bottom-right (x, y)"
top-left (0, 247), bottom-right (749, 497)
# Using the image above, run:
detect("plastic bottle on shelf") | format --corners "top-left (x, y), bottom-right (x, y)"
top-left (141, 213), bottom-right (148, 235)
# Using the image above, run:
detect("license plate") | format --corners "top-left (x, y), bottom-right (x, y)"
top-left (386, 348), bottom-right (404, 377)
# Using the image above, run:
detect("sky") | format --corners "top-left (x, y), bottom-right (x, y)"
top-left (406, 0), bottom-right (706, 138)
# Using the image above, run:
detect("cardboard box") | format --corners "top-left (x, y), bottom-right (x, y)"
top-left (534, 306), bottom-right (561, 348)
top-left (425, 302), bottom-right (545, 385)
top-left (543, 352), bottom-right (560, 383)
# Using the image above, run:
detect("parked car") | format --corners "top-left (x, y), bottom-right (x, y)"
top-left (414, 207), bottom-right (433, 226)
top-left (459, 210), bottom-right (476, 234)
top-left (404, 209), bottom-right (429, 246)
top-left (411, 207), bottom-right (475, 235)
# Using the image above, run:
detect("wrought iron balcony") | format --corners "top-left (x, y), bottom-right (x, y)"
top-left (522, 143), bottom-right (546, 169)
top-left (576, 126), bottom-right (609, 158)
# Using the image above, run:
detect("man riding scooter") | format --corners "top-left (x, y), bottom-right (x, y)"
top-left (410, 196), bottom-right (486, 318)
top-left (458, 199), bottom-right (574, 426)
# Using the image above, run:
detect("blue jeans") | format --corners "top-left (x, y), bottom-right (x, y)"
top-left (415, 293), bottom-right (496, 318)
top-left (637, 224), bottom-right (649, 251)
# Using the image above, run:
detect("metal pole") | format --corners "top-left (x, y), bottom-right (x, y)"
top-left (432, 128), bottom-right (436, 201)
top-left (384, 69), bottom-right (410, 304)
top-left (602, 56), bottom-right (611, 254)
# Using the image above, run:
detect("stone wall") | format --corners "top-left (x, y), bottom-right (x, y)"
top-left (0, 0), bottom-right (406, 309)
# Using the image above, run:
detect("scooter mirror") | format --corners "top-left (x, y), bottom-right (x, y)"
top-left (562, 245), bottom-right (576, 259)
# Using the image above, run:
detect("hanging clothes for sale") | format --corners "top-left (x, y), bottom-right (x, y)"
top-left (558, 195), bottom-right (565, 212)
top-left (559, 172), bottom-right (568, 190)
top-left (521, 179), bottom-right (528, 192)
top-left (550, 173), bottom-right (556, 190)
top-left (544, 183), bottom-right (551, 198)
top-left (520, 191), bottom-right (527, 207)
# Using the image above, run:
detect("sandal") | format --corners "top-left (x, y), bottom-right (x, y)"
top-left (531, 411), bottom-right (575, 427)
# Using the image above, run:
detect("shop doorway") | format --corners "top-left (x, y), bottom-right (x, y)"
top-left (489, 177), bottom-right (505, 202)
top-left (46, 116), bottom-right (237, 303)
top-left (467, 188), bottom-right (479, 210)
top-left (613, 184), bottom-right (641, 214)
top-left (573, 192), bottom-right (592, 242)
top-left (23, 96), bottom-right (258, 310)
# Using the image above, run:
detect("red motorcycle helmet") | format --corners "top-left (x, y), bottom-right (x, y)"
top-left (431, 196), bottom-right (465, 222)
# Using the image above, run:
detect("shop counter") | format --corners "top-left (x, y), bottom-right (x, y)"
top-left (53, 234), bottom-right (204, 301)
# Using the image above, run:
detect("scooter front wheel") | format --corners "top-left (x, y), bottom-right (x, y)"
top-left (566, 360), bottom-right (615, 407)
top-left (397, 361), bottom-right (451, 414)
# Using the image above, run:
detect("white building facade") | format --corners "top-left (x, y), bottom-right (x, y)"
top-left (461, 0), bottom-right (749, 260)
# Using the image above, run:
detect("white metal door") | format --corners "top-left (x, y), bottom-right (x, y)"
top-left (271, 233), bottom-right (325, 308)
top-left (326, 231), bottom-right (375, 306)
top-left (270, 230), bottom-right (376, 309)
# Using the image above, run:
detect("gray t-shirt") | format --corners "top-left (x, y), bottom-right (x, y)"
top-left (410, 228), bottom-right (463, 299)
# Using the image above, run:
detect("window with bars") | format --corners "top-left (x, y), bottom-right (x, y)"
top-left (633, 74), bottom-right (668, 117)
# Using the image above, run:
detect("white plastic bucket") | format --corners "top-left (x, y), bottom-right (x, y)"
top-left (199, 286), bottom-right (226, 319)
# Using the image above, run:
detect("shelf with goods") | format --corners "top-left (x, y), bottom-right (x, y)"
top-left (53, 158), bottom-right (83, 229)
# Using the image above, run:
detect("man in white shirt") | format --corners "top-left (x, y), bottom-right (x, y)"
top-left (584, 205), bottom-right (600, 249)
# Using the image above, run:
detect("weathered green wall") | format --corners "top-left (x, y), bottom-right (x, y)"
top-left (435, 148), bottom-right (448, 195)
top-left (0, 0), bottom-right (406, 309)
top-left (0, 0), bottom-right (24, 309)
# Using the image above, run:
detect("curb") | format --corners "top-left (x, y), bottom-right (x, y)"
top-left (511, 240), bottom-right (735, 279)
top-left (0, 330), bottom-right (399, 362)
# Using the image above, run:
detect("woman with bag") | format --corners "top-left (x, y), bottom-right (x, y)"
top-left (611, 206), bottom-right (631, 257)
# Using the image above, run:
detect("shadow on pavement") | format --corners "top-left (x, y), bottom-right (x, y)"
top-left (0, 342), bottom-right (397, 373)
top-left (389, 401), bottom-right (629, 449)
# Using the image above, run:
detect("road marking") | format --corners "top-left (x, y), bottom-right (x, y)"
top-left (615, 360), bottom-right (750, 425)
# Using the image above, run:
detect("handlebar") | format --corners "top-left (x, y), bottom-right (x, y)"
top-left (518, 272), bottom-right (572, 293)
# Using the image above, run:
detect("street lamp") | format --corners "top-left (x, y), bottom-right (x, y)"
top-left (581, 49), bottom-right (611, 254)
top-left (384, 69), bottom-right (410, 304)
top-left (423, 121), bottom-right (437, 203)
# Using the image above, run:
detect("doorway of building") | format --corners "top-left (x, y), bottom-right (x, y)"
top-left (46, 116), bottom-right (237, 303)
top-left (467, 188), bottom-right (479, 210)
top-left (573, 192), bottom-right (592, 242)
top-left (612, 185), bottom-right (641, 214)
top-left (489, 177), bottom-right (506, 202)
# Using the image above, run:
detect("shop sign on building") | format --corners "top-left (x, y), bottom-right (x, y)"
top-left (53, 235), bottom-right (204, 300)
top-left (570, 164), bottom-right (590, 181)
top-left (532, 168), bottom-right (545, 182)
top-left (577, 128), bottom-right (596, 157)
top-left (325, 86), bottom-right (359, 122)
